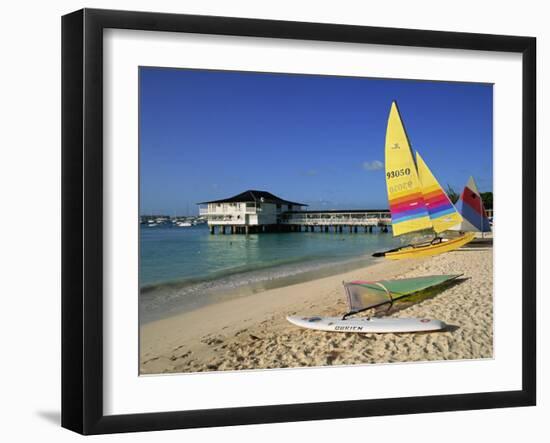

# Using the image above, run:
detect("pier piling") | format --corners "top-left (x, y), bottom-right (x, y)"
top-left (206, 222), bottom-right (391, 235)
top-left (203, 208), bottom-right (393, 235)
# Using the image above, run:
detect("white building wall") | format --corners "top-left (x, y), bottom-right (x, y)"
top-left (201, 201), bottom-right (305, 226)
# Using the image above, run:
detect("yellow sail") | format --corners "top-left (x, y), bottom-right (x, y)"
top-left (416, 152), bottom-right (463, 234)
top-left (385, 102), bottom-right (432, 236)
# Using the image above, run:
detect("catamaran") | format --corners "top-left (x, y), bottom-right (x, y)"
top-left (286, 275), bottom-right (460, 333)
top-left (373, 101), bottom-right (475, 259)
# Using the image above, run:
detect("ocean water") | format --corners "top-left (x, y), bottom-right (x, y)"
top-left (139, 224), bottom-right (400, 324)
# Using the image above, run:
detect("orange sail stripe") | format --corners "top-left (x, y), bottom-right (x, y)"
top-left (384, 102), bottom-right (433, 236)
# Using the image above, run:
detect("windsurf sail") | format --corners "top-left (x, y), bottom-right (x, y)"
top-left (453, 176), bottom-right (492, 232)
top-left (385, 102), bottom-right (432, 236)
top-left (343, 275), bottom-right (461, 315)
top-left (416, 152), bottom-right (463, 234)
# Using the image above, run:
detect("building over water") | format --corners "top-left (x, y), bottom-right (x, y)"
top-left (198, 190), bottom-right (307, 234)
top-left (198, 190), bottom-right (391, 234)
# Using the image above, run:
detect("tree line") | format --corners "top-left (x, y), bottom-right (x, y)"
top-left (446, 185), bottom-right (493, 210)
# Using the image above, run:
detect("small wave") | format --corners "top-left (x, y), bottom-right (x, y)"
top-left (139, 254), bottom-right (377, 324)
top-left (140, 253), bottom-right (327, 293)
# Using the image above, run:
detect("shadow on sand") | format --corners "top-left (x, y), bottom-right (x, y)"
top-left (371, 277), bottom-right (469, 318)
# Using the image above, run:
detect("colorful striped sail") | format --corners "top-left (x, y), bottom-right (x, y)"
top-left (454, 176), bottom-right (492, 232)
top-left (416, 152), bottom-right (463, 234)
top-left (385, 102), bottom-right (432, 236)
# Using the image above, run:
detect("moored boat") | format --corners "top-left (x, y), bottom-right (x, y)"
top-left (373, 101), bottom-right (474, 259)
top-left (452, 176), bottom-right (492, 233)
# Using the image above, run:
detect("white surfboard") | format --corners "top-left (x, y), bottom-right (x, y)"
top-left (287, 315), bottom-right (446, 333)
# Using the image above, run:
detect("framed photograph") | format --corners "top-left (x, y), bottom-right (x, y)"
top-left (62, 8), bottom-right (536, 435)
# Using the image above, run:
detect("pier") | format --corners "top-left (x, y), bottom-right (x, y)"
top-left (281, 210), bottom-right (391, 233)
top-left (204, 210), bottom-right (391, 235)
top-left (198, 190), bottom-right (392, 235)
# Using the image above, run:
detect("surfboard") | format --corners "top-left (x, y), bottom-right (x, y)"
top-left (286, 315), bottom-right (446, 333)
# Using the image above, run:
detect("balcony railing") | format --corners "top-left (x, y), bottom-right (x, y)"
top-left (280, 212), bottom-right (391, 226)
top-left (200, 207), bottom-right (262, 215)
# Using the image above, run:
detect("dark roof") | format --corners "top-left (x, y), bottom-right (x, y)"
top-left (197, 190), bottom-right (308, 206)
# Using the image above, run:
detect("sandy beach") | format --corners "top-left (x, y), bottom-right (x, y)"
top-left (140, 244), bottom-right (493, 374)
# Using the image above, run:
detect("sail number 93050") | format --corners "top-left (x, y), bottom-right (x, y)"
top-left (386, 168), bottom-right (411, 179)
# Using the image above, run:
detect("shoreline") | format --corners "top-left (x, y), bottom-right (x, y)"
top-left (140, 257), bottom-right (417, 373)
top-left (139, 252), bottom-right (394, 325)
top-left (140, 246), bottom-right (493, 374)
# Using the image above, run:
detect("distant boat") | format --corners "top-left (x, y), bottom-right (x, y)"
top-left (373, 101), bottom-right (474, 259)
top-left (176, 221), bottom-right (192, 227)
top-left (452, 176), bottom-right (492, 233)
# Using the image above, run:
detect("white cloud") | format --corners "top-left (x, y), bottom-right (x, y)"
top-left (300, 169), bottom-right (318, 177)
top-left (362, 160), bottom-right (384, 171)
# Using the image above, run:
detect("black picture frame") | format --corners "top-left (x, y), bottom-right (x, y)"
top-left (62, 8), bottom-right (536, 435)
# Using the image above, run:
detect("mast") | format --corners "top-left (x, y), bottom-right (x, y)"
top-left (416, 152), bottom-right (462, 234)
top-left (385, 101), bottom-right (432, 237)
top-left (454, 176), bottom-right (491, 233)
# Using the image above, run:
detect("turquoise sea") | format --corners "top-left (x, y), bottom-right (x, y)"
top-left (139, 224), bottom-right (400, 324)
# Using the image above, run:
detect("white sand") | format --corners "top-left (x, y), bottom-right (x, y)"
top-left (140, 247), bottom-right (493, 374)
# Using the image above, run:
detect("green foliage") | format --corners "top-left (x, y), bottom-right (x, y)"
top-left (446, 184), bottom-right (460, 204)
top-left (446, 182), bottom-right (492, 210)
top-left (480, 192), bottom-right (493, 209)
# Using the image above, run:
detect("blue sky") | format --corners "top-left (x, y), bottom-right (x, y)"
top-left (139, 67), bottom-right (493, 215)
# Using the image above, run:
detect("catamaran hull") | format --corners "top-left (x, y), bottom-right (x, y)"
top-left (286, 315), bottom-right (446, 333)
top-left (376, 232), bottom-right (475, 260)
